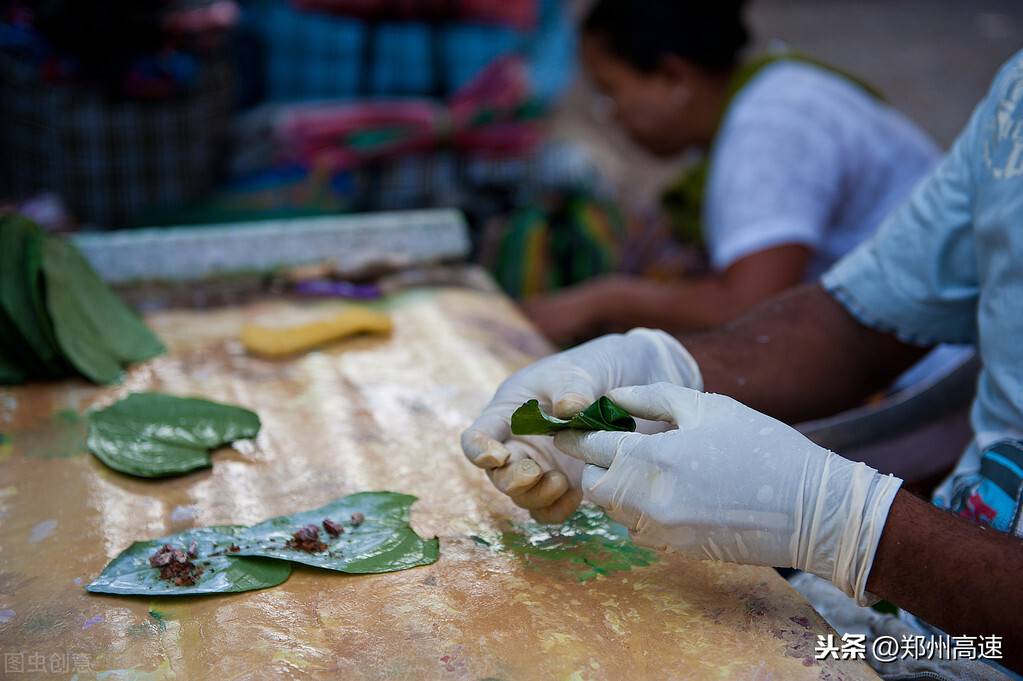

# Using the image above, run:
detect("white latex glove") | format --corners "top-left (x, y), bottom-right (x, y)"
top-left (555, 383), bottom-right (902, 605)
top-left (461, 329), bottom-right (702, 523)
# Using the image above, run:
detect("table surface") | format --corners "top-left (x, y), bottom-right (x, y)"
top-left (0, 284), bottom-right (879, 680)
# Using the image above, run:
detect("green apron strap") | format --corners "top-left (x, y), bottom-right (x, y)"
top-left (660, 51), bottom-right (884, 247)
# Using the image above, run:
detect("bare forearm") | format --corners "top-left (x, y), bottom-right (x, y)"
top-left (868, 490), bottom-right (1023, 671)
top-left (681, 284), bottom-right (927, 422)
top-left (603, 277), bottom-right (746, 333)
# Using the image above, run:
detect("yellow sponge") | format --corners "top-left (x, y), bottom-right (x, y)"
top-left (240, 307), bottom-right (392, 358)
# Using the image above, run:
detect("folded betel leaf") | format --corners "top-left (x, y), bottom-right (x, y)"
top-left (87, 526), bottom-right (291, 596)
top-left (0, 217), bottom-right (67, 378)
top-left (234, 492), bottom-right (439, 574)
top-left (87, 393), bottom-right (261, 477)
top-left (41, 235), bottom-right (164, 384)
top-left (570, 397), bottom-right (637, 431)
top-left (510, 396), bottom-right (637, 436)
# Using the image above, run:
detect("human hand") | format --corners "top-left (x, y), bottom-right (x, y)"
top-left (556, 383), bottom-right (902, 604)
top-left (461, 329), bottom-right (702, 523)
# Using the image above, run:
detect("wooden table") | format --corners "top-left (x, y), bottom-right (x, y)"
top-left (0, 284), bottom-right (879, 680)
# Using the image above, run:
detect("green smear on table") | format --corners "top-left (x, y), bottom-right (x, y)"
top-left (87, 526), bottom-right (291, 596)
top-left (235, 492), bottom-right (439, 573)
top-left (41, 236), bottom-right (165, 384)
top-left (87, 393), bottom-right (261, 477)
top-left (485, 505), bottom-right (657, 582)
top-left (510, 397), bottom-right (636, 436)
top-left (89, 492), bottom-right (437, 596)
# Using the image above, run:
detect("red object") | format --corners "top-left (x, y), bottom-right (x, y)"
top-left (959, 490), bottom-right (998, 526)
top-left (275, 56), bottom-right (539, 171)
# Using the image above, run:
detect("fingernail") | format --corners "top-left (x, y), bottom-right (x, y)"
top-left (502, 459), bottom-right (542, 495)
top-left (514, 458), bottom-right (542, 476)
top-left (476, 441), bottom-right (509, 468)
top-left (553, 393), bottom-right (589, 418)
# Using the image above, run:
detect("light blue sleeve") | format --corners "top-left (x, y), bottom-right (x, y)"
top-left (820, 94), bottom-right (987, 346)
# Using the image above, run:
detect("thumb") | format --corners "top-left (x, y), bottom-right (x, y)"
top-left (461, 410), bottom-right (512, 469)
top-left (607, 383), bottom-right (705, 428)
top-left (550, 366), bottom-right (600, 418)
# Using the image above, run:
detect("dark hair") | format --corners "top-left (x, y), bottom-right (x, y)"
top-left (582, 0), bottom-right (749, 74)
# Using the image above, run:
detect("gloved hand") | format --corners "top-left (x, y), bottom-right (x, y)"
top-left (555, 383), bottom-right (902, 605)
top-left (461, 329), bottom-right (702, 523)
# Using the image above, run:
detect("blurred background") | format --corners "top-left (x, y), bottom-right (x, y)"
top-left (1, 0), bottom-right (1020, 298)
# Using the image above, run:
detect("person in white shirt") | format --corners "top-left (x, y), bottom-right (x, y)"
top-left (524, 0), bottom-right (939, 346)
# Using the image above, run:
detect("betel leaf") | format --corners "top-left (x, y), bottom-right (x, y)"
top-left (41, 236), bottom-right (164, 384)
top-left (88, 493), bottom-right (437, 596)
top-left (234, 492), bottom-right (439, 574)
top-left (87, 393), bottom-right (261, 477)
top-left (0, 217), bottom-right (66, 377)
top-left (510, 396), bottom-right (637, 436)
top-left (87, 525), bottom-right (291, 596)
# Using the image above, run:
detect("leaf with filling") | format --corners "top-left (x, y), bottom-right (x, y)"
top-left (510, 396), bottom-right (637, 436)
top-left (41, 236), bottom-right (164, 384)
top-left (88, 493), bottom-right (438, 596)
top-left (234, 492), bottom-right (439, 573)
top-left (87, 393), bottom-right (261, 477)
top-left (87, 526), bottom-right (291, 596)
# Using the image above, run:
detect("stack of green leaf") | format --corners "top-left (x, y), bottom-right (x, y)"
top-left (0, 216), bottom-right (164, 385)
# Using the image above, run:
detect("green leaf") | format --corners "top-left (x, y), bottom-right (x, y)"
top-left (87, 393), bottom-right (261, 477)
top-left (234, 492), bottom-right (439, 574)
top-left (41, 236), bottom-right (164, 384)
top-left (87, 526), bottom-right (291, 596)
top-left (0, 217), bottom-right (66, 377)
top-left (510, 396), bottom-right (637, 436)
top-left (88, 493), bottom-right (438, 597)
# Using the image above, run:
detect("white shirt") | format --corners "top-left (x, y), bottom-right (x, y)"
top-left (705, 61), bottom-right (941, 279)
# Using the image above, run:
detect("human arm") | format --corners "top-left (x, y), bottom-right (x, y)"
top-left (523, 243), bottom-right (811, 345)
top-left (557, 383), bottom-right (1023, 671)
top-left (681, 282), bottom-right (927, 423)
top-left (868, 490), bottom-right (1023, 670)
